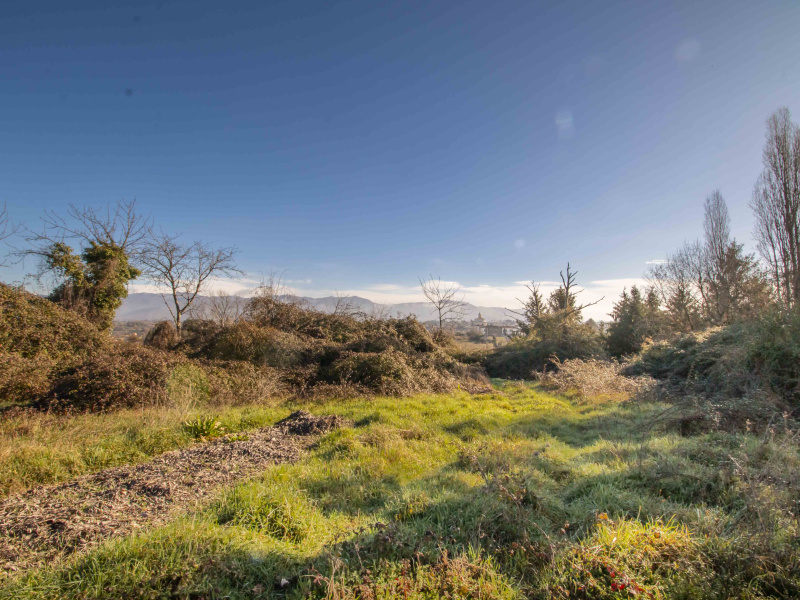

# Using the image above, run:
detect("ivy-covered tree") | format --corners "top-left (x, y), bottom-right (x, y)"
top-left (44, 241), bottom-right (140, 330)
top-left (25, 200), bottom-right (150, 330)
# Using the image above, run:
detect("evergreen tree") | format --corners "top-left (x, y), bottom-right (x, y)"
top-left (607, 286), bottom-right (665, 357)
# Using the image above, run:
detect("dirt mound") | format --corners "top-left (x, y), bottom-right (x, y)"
top-left (275, 410), bottom-right (349, 435)
top-left (0, 414), bottom-right (345, 574)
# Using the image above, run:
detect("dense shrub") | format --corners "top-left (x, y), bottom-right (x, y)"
top-left (484, 324), bottom-right (605, 379)
top-left (1, 283), bottom-right (484, 409)
top-left (198, 321), bottom-right (309, 368)
top-left (747, 308), bottom-right (800, 403)
top-left (46, 343), bottom-right (183, 411)
top-left (0, 353), bottom-right (54, 405)
top-left (201, 361), bottom-right (285, 405)
top-left (623, 309), bottom-right (800, 431)
top-left (143, 320), bottom-right (179, 350)
top-left (0, 283), bottom-right (107, 405)
top-left (186, 301), bottom-right (480, 397)
top-left (245, 296), bottom-right (367, 343)
top-left (0, 283), bottom-right (105, 361)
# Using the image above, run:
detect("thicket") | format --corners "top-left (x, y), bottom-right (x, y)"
top-left (180, 294), bottom-right (486, 396)
top-left (0, 282), bottom-right (484, 412)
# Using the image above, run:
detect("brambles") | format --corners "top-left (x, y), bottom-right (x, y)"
top-left (483, 326), bottom-right (605, 379)
top-left (536, 358), bottom-right (654, 399)
top-left (46, 342), bottom-right (181, 411)
top-left (142, 320), bottom-right (178, 350)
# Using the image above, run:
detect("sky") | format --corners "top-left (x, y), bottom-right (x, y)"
top-left (2, 0), bottom-right (800, 320)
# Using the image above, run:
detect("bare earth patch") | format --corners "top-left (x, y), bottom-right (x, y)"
top-left (0, 410), bottom-right (346, 574)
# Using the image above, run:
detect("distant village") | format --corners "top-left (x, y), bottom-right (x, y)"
top-left (423, 313), bottom-right (521, 345)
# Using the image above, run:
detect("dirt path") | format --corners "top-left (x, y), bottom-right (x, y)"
top-left (0, 411), bottom-right (346, 575)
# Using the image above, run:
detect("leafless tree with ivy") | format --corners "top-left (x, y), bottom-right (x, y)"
top-left (419, 275), bottom-right (467, 330)
top-left (141, 231), bottom-right (242, 337)
top-left (19, 200), bottom-right (150, 328)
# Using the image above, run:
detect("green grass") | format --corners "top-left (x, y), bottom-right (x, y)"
top-left (3, 382), bottom-right (800, 599)
top-left (0, 403), bottom-right (288, 498)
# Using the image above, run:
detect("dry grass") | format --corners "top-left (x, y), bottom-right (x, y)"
top-left (536, 358), bottom-right (655, 399)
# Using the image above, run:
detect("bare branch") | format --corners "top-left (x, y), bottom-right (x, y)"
top-left (419, 275), bottom-right (467, 330)
top-left (750, 107), bottom-right (800, 307)
top-left (0, 203), bottom-right (20, 268)
top-left (332, 290), bottom-right (360, 317)
top-left (140, 230), bottom-right (242, 336)
top-left (26, 199), bottom-right (151, 255)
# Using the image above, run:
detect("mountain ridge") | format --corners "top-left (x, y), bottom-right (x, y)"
top-left (116, 293), bottom-right (517, 323)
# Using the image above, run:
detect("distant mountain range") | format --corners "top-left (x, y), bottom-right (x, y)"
top-left (115, 293), bottom-right (517, 323)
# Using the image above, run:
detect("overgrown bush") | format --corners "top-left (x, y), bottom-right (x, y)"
top-left (143, 320), bottom-right (178, 351)
top-left (1, 283), bottom-right (484, 410)
top-left (0, 283), bottom-right (105, 362)
top-left (201, 361), bottom-right (285, 405)
top-left (186, 300), bottom-right (481, 397)
top-left (622, 309), bottom-right (800, 432)
top-left (630, 311), bottom-right (800, 405)
top-left (536, 358), bottom-right (654, 398)
top-left (45, 343), bottom-right (183, 411)
top-left (0, 283), bottom-right (107, 405)
top-left (484, 324), bottom-right (605, 379)
top-left (197, 321), bottom-right (308, 368)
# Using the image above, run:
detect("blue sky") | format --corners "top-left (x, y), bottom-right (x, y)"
top-left (2, 0), bottom-right (800, 319)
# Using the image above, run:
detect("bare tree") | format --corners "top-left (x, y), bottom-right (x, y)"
top-left (751, 107), bottom-right (800, 307)
top-left (367, 302), bottom-right (391, 320)
top-left (0, 203), bottom-right (18, 267)
top-left (25, 199), bottom-right (150, 257)
top-left (419, 275), bottom-right (467, 329)
top-left (141, 231), bottom-right (242, 336)
top-left (648, 190), bottom-right (769, 329)
top-left (332, 290), bottom-right (360, 317)
top-left (190, 289), bottom-right (245, 326)
top-left (647, 245), bottom-right (700, 332)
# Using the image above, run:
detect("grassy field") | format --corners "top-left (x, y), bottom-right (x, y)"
top-left (3, 382), bottom-right (800, 599)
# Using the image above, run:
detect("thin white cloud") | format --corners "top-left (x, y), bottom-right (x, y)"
top-left (129, 276), bottom-right (263, 297)
top-left (645, 259), bottom-right (667, 265)
top-left (514, 239), bottom-right (525, 249)
top-left (555, 110), bottom-right (575, 139)
top-left (675, 39), bottom-right (700, 63)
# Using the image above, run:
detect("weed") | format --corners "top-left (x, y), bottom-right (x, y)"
top-left (182, 415), bottom-right (224, 440)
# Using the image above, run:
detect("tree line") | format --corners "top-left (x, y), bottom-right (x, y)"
top-left (608, 107), bottom-right (800, 356)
